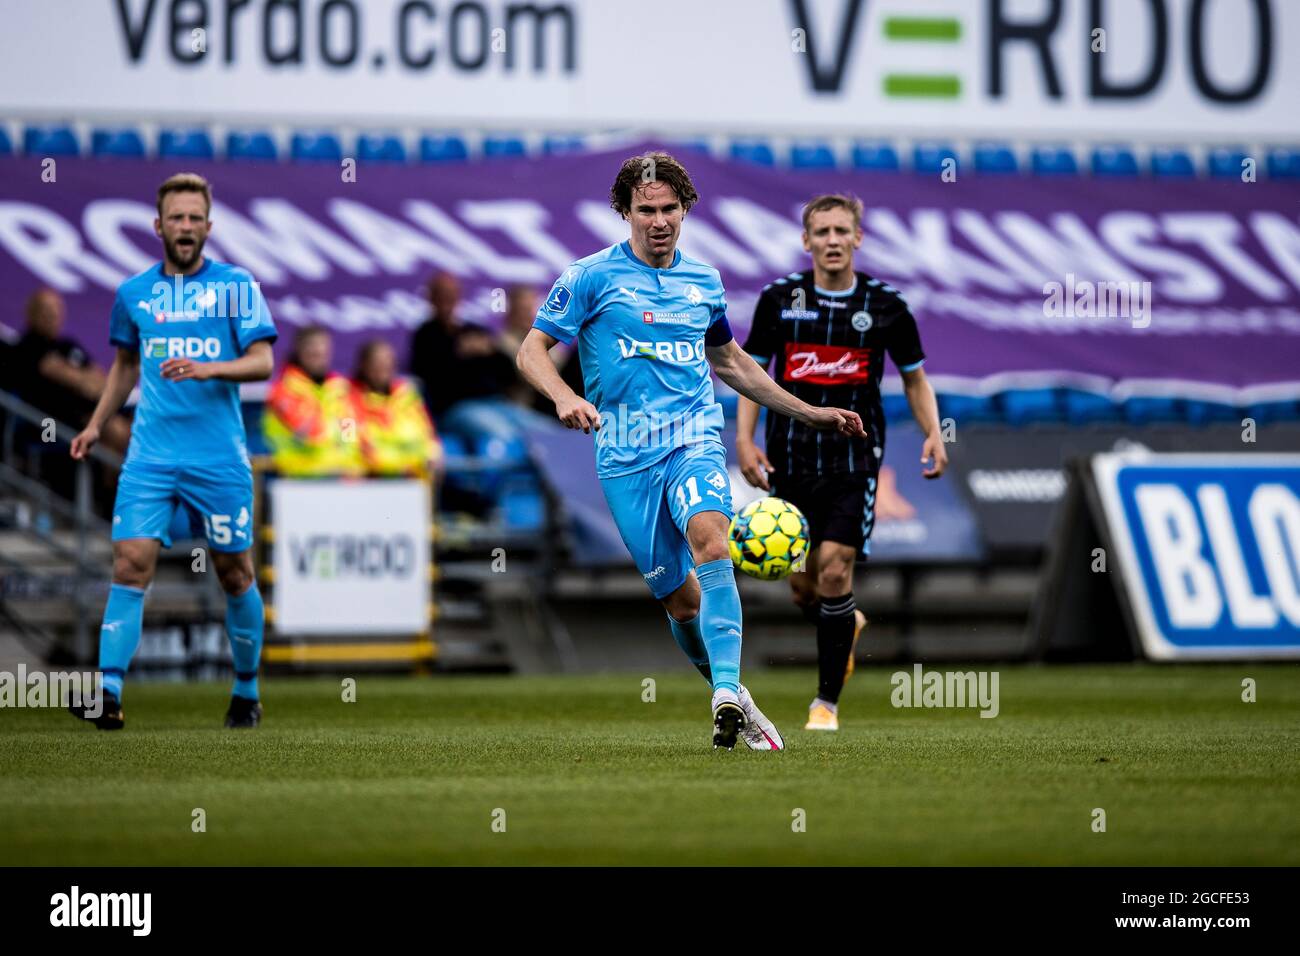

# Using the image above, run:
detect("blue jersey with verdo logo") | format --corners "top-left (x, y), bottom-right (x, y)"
top-left (109, 259), bottom-right (277, 465)
top-left (534, 241), bottom-right (734, 478)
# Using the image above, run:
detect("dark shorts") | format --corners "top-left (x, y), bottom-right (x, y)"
top-left (769, 471), bottom-right (878, 559)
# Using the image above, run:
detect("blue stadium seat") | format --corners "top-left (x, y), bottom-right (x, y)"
top-left (1063, 390), bottom-right (1123, 425)
top-left (1266, 147), bottom-right (1300, 180)
top-left (227, 131), bottom-right (277, 161)
top-left (499, 479), bottom-right (546, 532)
top-left (913, 143), bottom-right (957, 174)
top-left (1030, 146), bottom-right (1078, 176)
top-left (24, 125), bottom-right (79, 156)
top-left (158, 129), bottom-right (214, 159)
top-left (242, 402), bottom-right (270, 456)
top-left (730, 140), bottom-right (776, 166)
top-left (1207, 147), bottom-right (1249, 179)
top-left (790, 142), bottom-right (836, 170)
top-left (1091, 146), bottom-right (1139, 177)
top-left (419, 134), bottom-right (469, 163)
top-left (357, 134), bottom-right (406, 163)
top-left (1000, 389), bottom-right (1063, 425)
top-left (438, 432), bottom-right (470, 461)
top-left (0, 127), bottom-right (11, 155)
top-left (92, 128), bottom-right (145, 158)
top-left (667, 139), bottom-right (711, 155)
top-left (473, 433), bottom-right (531, 500)
top-left (974, 143), bottom-right (1017, 174)
top-left (1150, 148), bottom-right (1195, 178)
top-left (851, 142), bottom-right (900, 171)
top-left (1245, 399), bottom-right (1300, 424)
top-left (937, 393), bottom-right (999, 424)
top-left (882, 393), bottom-right (911, 423)
top-left (482, 135), bottom-right (527, 159)
top-left (1124, 397), bottom-right (1182, 424)
top-left (543, 135), bottom-right (586, 155)
top-left (1184, 400), bottom-right (1242, 426)
top-left (291, 132), bottom-right (342, 162)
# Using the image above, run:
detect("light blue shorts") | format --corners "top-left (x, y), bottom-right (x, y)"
top-left (599, 442), bottom-right (734, 599)
top-left (112, 458), bottom-right (255, 552)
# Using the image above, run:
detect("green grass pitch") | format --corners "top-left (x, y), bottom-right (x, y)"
top-left (2, 665), bottom-right (1297, 865)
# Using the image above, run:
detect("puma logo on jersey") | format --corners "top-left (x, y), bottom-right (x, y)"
top-left (620, 287), bottom-right (639, 302)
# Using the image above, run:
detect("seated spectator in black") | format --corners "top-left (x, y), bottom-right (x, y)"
top-left (13, 288), bottom-right (131, 456)
top-left (407, 272), bottom-right (517, 422)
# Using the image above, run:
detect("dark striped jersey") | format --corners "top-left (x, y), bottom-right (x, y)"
top-left (742, 270), bottom-right (925, 478)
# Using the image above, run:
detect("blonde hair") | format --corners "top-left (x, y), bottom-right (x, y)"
top-left (801, 193), bottom-right (863, 232)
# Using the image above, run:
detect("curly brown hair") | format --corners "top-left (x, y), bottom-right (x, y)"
top-left (608, 151), bottom-right (700, 218)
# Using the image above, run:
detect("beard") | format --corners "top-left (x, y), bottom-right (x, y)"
top-left (163, 234), bottom-right (206, 271)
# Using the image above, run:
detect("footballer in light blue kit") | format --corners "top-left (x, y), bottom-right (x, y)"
top-left (69, 173), bottom-right (277, 731)
top-left (518, 153), bottom-right (865, 750)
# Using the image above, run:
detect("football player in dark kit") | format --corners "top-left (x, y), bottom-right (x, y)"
top-left (736, 194), bottom-right (948, 731)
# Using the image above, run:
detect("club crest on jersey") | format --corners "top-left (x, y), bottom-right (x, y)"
top-left (851, 311), bottom-right (873, 332)
top-left (684, 284), bottom-right (703, 306)
top-left (546, 285), bottom-right (572, 314)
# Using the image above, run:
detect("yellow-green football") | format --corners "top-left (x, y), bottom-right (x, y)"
top-left (727, 496), bottom-right (810, 581)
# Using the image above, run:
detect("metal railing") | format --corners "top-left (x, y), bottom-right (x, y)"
top-left (0, 388), bottom-right (122, 661)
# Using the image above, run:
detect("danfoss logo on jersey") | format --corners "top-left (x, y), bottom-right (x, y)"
top-left (142, 336), bottom-right (222, 360)
top-left (783, 343), bottom-right (871, 385)
top-left (618, 338), bottom-right (706, 364)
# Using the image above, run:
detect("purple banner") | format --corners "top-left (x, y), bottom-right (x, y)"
top-left (1, 145), bottom-right (1297, 401)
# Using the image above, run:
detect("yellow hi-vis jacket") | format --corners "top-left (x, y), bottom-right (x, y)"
top-left (262, 364), bottom-right (363, 476)
top-left (348, 377), bottom-right (440, 476)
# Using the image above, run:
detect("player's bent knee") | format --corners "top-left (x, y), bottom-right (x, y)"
top-left (692, 541), bottom-right (730, 565)
top-left (217, 565), bottom-right (254, 595)
top-left (111, 545), bottom-right (156, 589)
top-left (664, 599), bottom-right (701, 623)
top-left (817, 563), bottom-right (854, 598)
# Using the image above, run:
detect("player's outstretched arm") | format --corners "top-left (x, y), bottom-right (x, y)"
top-left (901, 366), bottom-right (947, 479)
top-left (707, 340), bottom-right (865, 437)
top-left (516, 328), bottom-right (600, 434)
top-left (734, 396), bottom-right (773, 490)
top-left (71, 347), bottom-right (140, 460)
top-left (161, 340), bottom-right (273, 384)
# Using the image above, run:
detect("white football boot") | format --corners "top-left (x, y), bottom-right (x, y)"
top-left (711, 687), bottom-right (745, 750)
top-left (737, 684), bottom-right (785, 751)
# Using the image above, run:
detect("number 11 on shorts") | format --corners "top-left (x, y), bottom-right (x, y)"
top-left (675, 476), bottom-right (702, 512)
